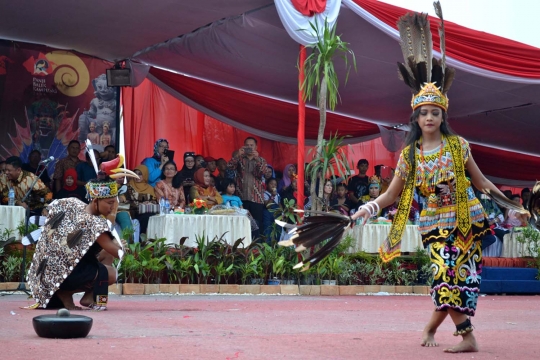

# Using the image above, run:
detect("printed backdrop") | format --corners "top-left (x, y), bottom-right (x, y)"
top-left (0, 40), bottom-right (118, 174)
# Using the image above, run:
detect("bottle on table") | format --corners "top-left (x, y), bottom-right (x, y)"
top-left (8, 188), bottom-right (15, 206)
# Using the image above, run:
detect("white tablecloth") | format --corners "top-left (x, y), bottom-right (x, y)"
top-left (0, 206), bottom-right (26, 240)
top-left (147, 214), bottom-right (252, 247)
top-left (502, 230), bottom-right (537, 258)
top-left (344, 224), bottom-right (422, 253)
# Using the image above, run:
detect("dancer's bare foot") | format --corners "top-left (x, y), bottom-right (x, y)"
top-left (421, 327), bottom-right (439, 347)
top-left (443, 333), bottom-right (479, 353)
top-left (56, 290), bottom-right (83, 310)
top-left (80, 291), bottom-right (94, 308)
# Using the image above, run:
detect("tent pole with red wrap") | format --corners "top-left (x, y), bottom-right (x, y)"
top-left (297, 44), bottom-right (306, 210)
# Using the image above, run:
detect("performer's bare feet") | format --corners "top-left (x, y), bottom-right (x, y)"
top-left (56, 290), bottom-right (82, 310)
top-left (80, 291), bottom-right (94, 308)
top-left (421, 327), bottom-right (438, 347)
top-left (443, 332), bottom-right (479, 353)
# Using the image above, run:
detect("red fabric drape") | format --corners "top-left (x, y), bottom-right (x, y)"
top-left (122, 79), bottom-right (304, 171)
top-left (291, 0), bottom-right (327, 16)
top-left (122, 79), bottom-right (540, 182)
top-left (470, 144), bottom-right (540, 181)
top-left (148, 67), bottom-right (379, 140)
top-left (353, 0), bottom-right (540, 78)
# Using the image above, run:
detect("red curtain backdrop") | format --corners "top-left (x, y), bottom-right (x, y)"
top-left (122, 79), bottom-right (398, 175)
top-left (122, 78), bottom-right (540, 182)
top-left (148, 67), bottom-right (380, 141)
top-left (353, 0), bottom-right (540, 78)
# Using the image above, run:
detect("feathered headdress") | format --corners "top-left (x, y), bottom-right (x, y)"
top-left (85, 139), bottom-right (139, 199)
top-left (397, 1), bottom-right (455, 111)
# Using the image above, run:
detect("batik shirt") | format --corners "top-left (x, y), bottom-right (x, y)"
top-left (227, 155), bottom-right (267, 204)
top-left (0, 170), bottom-right (52, 210)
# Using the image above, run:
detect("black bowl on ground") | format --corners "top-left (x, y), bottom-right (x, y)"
top-left (32, 308), bottom-right (93, 338)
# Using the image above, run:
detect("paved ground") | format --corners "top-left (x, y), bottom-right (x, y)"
top-left (1, 293), bottom-right (539, 359)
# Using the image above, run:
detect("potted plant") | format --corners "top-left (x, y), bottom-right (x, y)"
top-left (516, 226), bottom-right (540, 273)
top-left (301, 18), bottom-right (356, 211)
top-left (268, 255), bottom-right (285, 285)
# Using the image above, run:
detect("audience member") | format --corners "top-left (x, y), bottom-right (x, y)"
top-left (227, 137), bottom-right (267, 232)
top-left (221, 178), bottom-right (243, 208)
top-left (264, 164), bottom-right (275, 182)
top-left (263, 177), bottom-right (280, 241)
top-left (21, 149), bottom-right (52, 188)
top-left (142, 138), bottom-right (170, 187)
top-left (360, 175), bottom-right (383, 217)
top-left (55, 168), bottom-right (87, 202)
top-left (347, 158), bottom-right (370, 205)
top-left (521, 188), bottom-right (531, 210)
top-left (101, 145), bottom-right (116, 162)
top-left (215, 157), bottom-right (228, 193)
top-left (125, 165), bottom-right (158, 234)
top-left (76, 149), bottom-right (100, 186)
top-left (205, 156), bottom-right (217, 174)
top-left (278, 163), bottom-right (297, 193)
top-left (190, 168), bottom-right (223, 207)
top-left (321, 179), bottom-right (334, 211)
top-left (330, 183), bottom-right (355, 215)
top-left (0, 156), bottom-right (52, 216)
top-left (504, 194), bottom-right (523, 228)
top-left (155, 161), bottom-right (186, 209)
top-left (195, 155), bottom-right (205, 169)
top-left (0, 160), bottom-right (6, 175)
top-left (174, 152), bottom-right (197, 202)
top-left (53, 140), bottom-right (83, 192)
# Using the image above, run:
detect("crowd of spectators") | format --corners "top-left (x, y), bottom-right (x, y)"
top-left (0, 137), bottom-right (531, 245)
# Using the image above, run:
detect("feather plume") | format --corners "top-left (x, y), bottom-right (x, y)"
top-left (66, 229), bottom-right (84, 249)
top-left (36, 258), bottom-right (47, 278)
top-left (483, 188), bottom-right (530, 215)
top-left (433, 1), bottom-right (446, 78)
top-left (46, 211), bottom-right (65, 229)
top-left (442, 67), bottom-right (455, 95)
top-left (276, 212), bottom-right (352, 270)
top-left (397, 12), bottom-right (433, 90)
top-left (85, 139), bottom-right (99, 174)
top-left (397, 62), bottom-right (415, 91)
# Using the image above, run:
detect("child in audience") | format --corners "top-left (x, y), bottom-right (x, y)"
top-left (263, 177), bottom-right (280, 242)
top-left (330, 183), bottom-right (355, 215)
top-left (221, 178), bottom-right (243, 208)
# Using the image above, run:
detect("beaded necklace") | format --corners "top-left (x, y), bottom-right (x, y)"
top-left (418, 136), bottom-right (444, 195)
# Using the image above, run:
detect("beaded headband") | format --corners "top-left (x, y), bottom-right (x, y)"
top-left (85, 180), bottom-right (119, 199)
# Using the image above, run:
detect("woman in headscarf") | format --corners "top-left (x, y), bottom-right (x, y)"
top-left (278, 163), bottom-right (297, 193)
top-left (264, 164), bottom-right (276, 183)
top-left (174, 152), bottom-right (197, 202)
top-left (155, 161), bottom-right (186, 209)
top-left (55, 168), bottom-right (88, 203)
top-left (141, 138), bottom-right (170, 187)
top-left (126, 164), bottom-right (158, 234)
top-left (190, 168), bottom-right (223, 207)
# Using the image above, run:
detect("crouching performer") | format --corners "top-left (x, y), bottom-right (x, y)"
top-left (26, 150), bottom-right (139, 310)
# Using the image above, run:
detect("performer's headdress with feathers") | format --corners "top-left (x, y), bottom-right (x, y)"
top-left (397, 1), bottom-right (454, 111)
top-left (85, 139), bottom-right (139, 199)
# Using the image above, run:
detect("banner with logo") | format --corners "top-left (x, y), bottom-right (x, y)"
top-left (0, 40), bottom-right (118, 174)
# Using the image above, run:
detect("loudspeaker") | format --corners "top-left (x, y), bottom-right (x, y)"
top-left (106, 68), bottom-right (131, 87)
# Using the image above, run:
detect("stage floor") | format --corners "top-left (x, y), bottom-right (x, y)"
top-left (1, 293), bottom-right (539, 359)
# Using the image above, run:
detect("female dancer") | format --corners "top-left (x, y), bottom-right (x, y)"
top-left (351, 7), bottom-right (528, 354)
